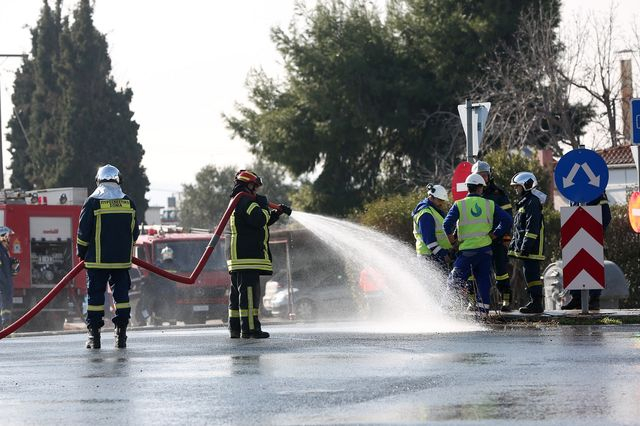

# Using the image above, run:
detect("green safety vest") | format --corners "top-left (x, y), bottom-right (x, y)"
top-left (455, 197), bottom-right (494, 250)
top-left (413, 206), bottom-right (452, 256)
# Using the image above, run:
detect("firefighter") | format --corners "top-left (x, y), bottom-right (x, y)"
top-left (412, 184), bottom-right (452, 271)
top-left (508, 172), bottom-right (546, 314)
top-left (472, 160), bottom-right (513, 311)
top-left (443, 173), bottom-right (512, 314)
top-left (77, 164), bottom-right (139, 349)
top-left (227, 170), bottom-right (292, 338)
top-left (0, 226), bottom-right (14, 329)
top-left (562, 191), bottom-right (611, 310)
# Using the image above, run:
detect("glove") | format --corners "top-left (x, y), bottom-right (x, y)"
top-left (255, 194), bottom-right (268, 209)
top-left (77, 246), bottom-right (87, 261)
top-left (278, 204), bottom-right (292, 216)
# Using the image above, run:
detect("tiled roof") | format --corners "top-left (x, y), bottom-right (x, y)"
top-left (597, 144), bottom-right (634, 165)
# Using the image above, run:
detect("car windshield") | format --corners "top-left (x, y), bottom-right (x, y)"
top-left (154, 240), bottom-right (226, 272)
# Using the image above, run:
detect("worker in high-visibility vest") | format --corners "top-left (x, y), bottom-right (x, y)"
top-left (472, 160), bottom-right (513, 311)
top-left (412, 184), bottom-right (452, 271)
top-left (508, 172), bottom-right (546, 314)
top-left (443, 173), bottom-right (512, 313)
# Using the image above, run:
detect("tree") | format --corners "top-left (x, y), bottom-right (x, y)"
top-left (225, 0), bottom-right (560, 215)
top-left (179, 161), bottom-right (294, 229)
top-left (6, 0), bottom-right (149, 214)
top-left (470, 5), bottom-right (595, 154)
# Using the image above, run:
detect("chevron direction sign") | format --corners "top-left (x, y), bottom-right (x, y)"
top-left (561, 206), bottom-right (605, 290)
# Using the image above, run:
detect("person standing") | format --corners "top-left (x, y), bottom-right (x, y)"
top-left (562, 191), bottom-right (611, 310)
top-left (472, 161), bottom-right (514, 311)
top-left (227, 170), bottom-right (292, 338)
top-left (0, 227), bottom-right (14, 329)
top-left (412, 184), bottom-right (453, 271)
top-left (508, 172), bottom-right (546, 314)
top-left (443, 174), bottom-right (512, 314)
top-left (77, 164), bottom-right (139, 349)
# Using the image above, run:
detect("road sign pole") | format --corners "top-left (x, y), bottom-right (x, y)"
top-left (466, 99), bottom-right (473, 162)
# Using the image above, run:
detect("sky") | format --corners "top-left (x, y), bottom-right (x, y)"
top-left (1, 0), bottom-right (639, 207)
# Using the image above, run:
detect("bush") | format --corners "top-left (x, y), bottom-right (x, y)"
top-left (357, 192), bottom-right (422, 244)
top-left (606, 205), bottom-right (640, 308)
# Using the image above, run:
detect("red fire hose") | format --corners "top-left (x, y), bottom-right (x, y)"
top-left (0, 193), bottom-right (283, 339)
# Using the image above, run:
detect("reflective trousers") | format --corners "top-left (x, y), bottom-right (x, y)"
top-left (85, 269), bottom-right (132, 329)
top-left (492, 241), bottom-right (511, 294)
top-left (448, 247), bottom-right (493, 312)
top-left (228, 271), bottom-right (262, 334)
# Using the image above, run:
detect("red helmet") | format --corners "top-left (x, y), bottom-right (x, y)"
top-left (235, 170), bottom-right (263, 187)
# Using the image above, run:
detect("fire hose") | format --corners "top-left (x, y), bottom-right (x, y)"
top-left (0, 193), bottom-right (283, 339)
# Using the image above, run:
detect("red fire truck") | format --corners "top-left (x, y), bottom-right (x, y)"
top-left (1, 188), bottom-right (87, 331)
top-left (131, 229), bottom-right (229, 325)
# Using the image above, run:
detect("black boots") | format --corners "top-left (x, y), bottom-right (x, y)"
top-left (115, 325), bottom-right (127, 348)
top-left (229, 316), bottom-right (240, 338)
top-left (519, 298), bottom-right (544, 314)
top-left (561, 296), bottom-right (582, 310)
top-left (500, 292), bottom-right (512, 312)
top-left (241, 329), bottom-right (270, 339)
top-left (86, 327), bottom-right (101, 349)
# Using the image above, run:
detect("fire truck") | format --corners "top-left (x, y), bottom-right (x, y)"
top-left (0, 187), bottom-right (87, 331)
top-left (131, 229), bottom-right (229, 325)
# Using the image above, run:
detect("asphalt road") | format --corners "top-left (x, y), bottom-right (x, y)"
top-left (2, 322), bottom-right (640, 425)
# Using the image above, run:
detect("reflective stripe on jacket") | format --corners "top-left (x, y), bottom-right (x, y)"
top-left (77, 197), bottom-right (139, 269)
top-left (226, 196), bottom-right (275, 274)
top-left (508, 191), bottom-right (545, 260)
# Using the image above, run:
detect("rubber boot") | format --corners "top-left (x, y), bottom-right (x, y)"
top-left (561, 292), bottom-right (581, 310)
top-left (86, 327), bottom-right (101, 349)
top-left (241, 316), bottom-right (270, 339)
top-left (500, 291), bottom-right (512, 313)
top-left (114, 325), bottom-right (127, 348)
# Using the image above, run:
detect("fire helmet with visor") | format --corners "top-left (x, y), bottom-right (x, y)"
top-left (471, 160), bottom-right (491, 176)
top-left (95, 164), bottom-right (121, 185)
top-left (234, 170), bottom-right (263, 187)
top-left (510, 172), bottom-right (538, 191)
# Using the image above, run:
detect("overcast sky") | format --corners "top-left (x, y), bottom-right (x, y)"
top-left (1, 0), bottom-right (639, 206)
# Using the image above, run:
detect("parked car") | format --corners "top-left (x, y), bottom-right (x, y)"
top-left (266, 272), bottom-right (356, 320)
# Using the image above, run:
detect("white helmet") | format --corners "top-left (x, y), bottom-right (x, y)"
top-left (511, 172), bottom-right (538, 191)
top-left (471, 161), bottom-right (491, 175)
top-left (427, 184), bottom-right (448, 201)
top-left (161, 246), bottom-right (174, 261)
top-left (465, 173), bottom-right (486, 186)
top-left (95, 164), bottom-right (121, 185)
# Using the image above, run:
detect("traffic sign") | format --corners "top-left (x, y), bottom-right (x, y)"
top-left (458, 102), bottom-right (491, 156)
top-left (629, 191), bottom-right (640, 233)
top-left (451, 161), bottom-right (472, 201)
top-left (631, 98), bottom-right (640, 145)
top-left (554, 148), bottom-right (609, 203)
top-left (561, 206), bottom-right (605, 290)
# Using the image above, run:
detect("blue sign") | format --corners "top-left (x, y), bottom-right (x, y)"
top-left (632, 99), bottom-right (640, 145)
top-left (554, 148), bottom-right (609, 203)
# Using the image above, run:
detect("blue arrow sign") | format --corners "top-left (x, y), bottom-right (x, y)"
top-left (632, 98), bottom-right (640, 145)
top-left (554, 148), bottom-right (609, 203)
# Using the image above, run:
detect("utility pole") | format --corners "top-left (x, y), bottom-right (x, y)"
top-left (0, 53), bottom-right (28, 189)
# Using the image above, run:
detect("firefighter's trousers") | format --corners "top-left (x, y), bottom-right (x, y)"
top-left (0, 277), bottom-right (12, 328)
top-left (228, 271), bottom-right (263, 335)
top-left (492, 241), bottom-right (511, 295)
top-left (85, 269), bottom-right (131, 329)
top-left (521, 258), bottom-right (543, 300)
top-left (448, 247), bottom-right (493, 313)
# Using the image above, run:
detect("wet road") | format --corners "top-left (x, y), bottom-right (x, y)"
top-left (2, 322), bottom-right (640, 425)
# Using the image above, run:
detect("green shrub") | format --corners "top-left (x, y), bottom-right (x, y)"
top-left (357, 192), bottom-right (422, 244)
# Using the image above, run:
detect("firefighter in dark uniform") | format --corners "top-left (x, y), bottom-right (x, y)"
top-left (562, 192), bottom-right (611, 310)
top-left (226, 170), bottom-right (292, 338)
top-left (0, 227), bottom-right (15, 329)
top-left (472, 161), bottom-right (514, 311)
top-left (508, 172), bottom-right (546, 314)
top-left (77, 164), bottom-right (139, 349)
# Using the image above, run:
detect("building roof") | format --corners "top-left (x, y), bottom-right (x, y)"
top-left (597, 144), bottom-right (634, 165)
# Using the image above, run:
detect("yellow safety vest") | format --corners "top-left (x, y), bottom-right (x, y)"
top-left (455, 197), bottom-right (494, 250)
top-left (413, 206), bottom-right (452, 256)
